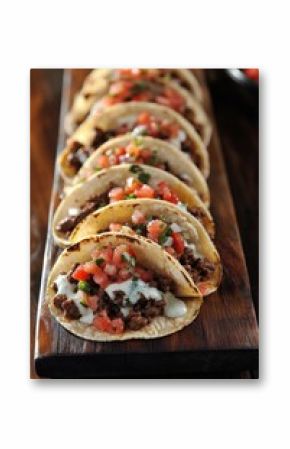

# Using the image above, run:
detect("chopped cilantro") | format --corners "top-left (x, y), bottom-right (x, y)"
top-left (122, 252), bottom-right (136, 267)
top-left (158, 226), bottom-right (172, 245)
top-left (138, 171), bottom-right (150, 184)
top-left (129, 164), bottom-right (142, 173)
top-left (95, 258), bottom-right (104, 266)
top-left (135, 223), bottom-right (146, 235)
top-left (78, 280), bottom-right (91, 293)
top-left (126, 193), bottom-right (137, 199)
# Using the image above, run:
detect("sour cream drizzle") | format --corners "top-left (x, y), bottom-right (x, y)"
top-left (54, 275), bottom-right (94, 324)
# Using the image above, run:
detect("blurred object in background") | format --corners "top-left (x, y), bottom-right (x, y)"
top-left (207, 69), bottom-right (259, 118)
top-left (206, 69), bottom-right (259, 317)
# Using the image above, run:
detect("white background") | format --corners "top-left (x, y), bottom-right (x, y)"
top-left (0, 0), bottom-right (289, 448)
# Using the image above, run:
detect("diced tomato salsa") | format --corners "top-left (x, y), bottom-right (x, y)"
top-left (69, 243), bottom-right (158, 335)
top-left (96, 141), bottom-right (164, 170)
top-left (108, 176), bottom-right (180, 205)
top-left (110, 210), bottom-right (186, 259)
top-left (98, 77), bottom-right (186, 113)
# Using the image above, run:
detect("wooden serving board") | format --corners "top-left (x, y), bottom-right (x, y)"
top-left (34, 69), bottom-right (258, 378)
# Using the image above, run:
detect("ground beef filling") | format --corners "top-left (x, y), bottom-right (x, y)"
top-left (67, 128), bottom-right (116, 172)
top-left (179, 247), bottom-right (215, 284)
top-left (56, 191), bottom-right (110, 234)
top-left (128, 221), bottom-right (214, 284)
top-left (53, 273), bottom-right (174, 330)
top-left (54, 295), bottom-right (81, 320)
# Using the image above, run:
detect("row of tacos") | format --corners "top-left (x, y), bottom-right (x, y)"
top-left (46, 69), bottom-right (222, 341)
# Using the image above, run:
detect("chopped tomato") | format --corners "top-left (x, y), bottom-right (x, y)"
top-left (104, 263), bottom-right (117, 277)
top-left (132, 91), bottom-right (152, 102)
top-left (86, 295), bottom-right (99, 311)
top-left (163, 122), bottom-right (179, 137)
top-left (156, 181), bottom-right (179, 204)
top-left (112, 244), bottom-right (130, 266)
top-left (83, 261), bottom-right (100, 275)
top-left (93, 270), bottom-right (109, 289)
top-left (93, 310), bottom-right (124, 334)
top-left (165, 246), bottom-right (176, 256)
top-left (99, 247), bottom-right (114, 264)
top-left (118, 268), bottom-right (131, 281)
top-left (172, 232), bottom-right (185, 255)
top-left (127, 143), bottom-right (141, 158)
top-left (93, 312), bottom-right (111, 332)
top-left (125, 177), bottom-right (141, 194)
top-left (243, 68), bottom-right (259, 81)
top-left (147, 219), bottom-right (165, 241)
top-left (137, 112), bottom-right (151, 126)
top-left (108, 154), bottom-right (118, 166)
top-left (134, 267), bottom-right (153, 282)
top-left (135, 184), bottom-right (155, 198)
top-left (101, 96), bottom-right (117, 107)
top-left (115, 146), bottom-right (126, 157)
top-left (109, 80), bottom-right (133, 96)
top-left (109, 223), bottom-right (122, 232)
top-left (156, 96), bottom-right (172, 108)
top-left (147, 121), bottom-right (159, 137)
top-left (109, 187), bottom-right (125, 202)
top-left (97, 155), bottom-right (110, 169)
top-left (163, 88), bottom-right (185, 111)
top-left (71, 265), bottom-right (90, 281)
top-left (110, 318), bottom-right (125, 334)
top-left (131, 209), bottom-right (146, 225)
top-left (93, 311), bottom-right (124, 334)
top-left (140, 148), bottom-right (152, 161)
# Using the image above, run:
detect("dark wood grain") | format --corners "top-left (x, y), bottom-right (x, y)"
top-left (31, 69), bottom-right (259, 378)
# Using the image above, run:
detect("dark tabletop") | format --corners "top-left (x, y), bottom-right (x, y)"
top-left (30, 69), bottom-right (258, 379)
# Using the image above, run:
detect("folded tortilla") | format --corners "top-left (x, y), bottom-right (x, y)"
top-left (53, 164), bottom-right (215, 247)
top-left (65, 69), bottom-right (205, 135)
top-left (59, 101), bottom-right (210, 183)
top-left (70, 199), bottom-right (222, 296)
top-left (73, 135), bottom-right (210, 205)
top-left (46, 233), bottom-right (203, 341)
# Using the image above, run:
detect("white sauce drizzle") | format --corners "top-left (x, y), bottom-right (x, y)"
top-left (168, 130), bottom-right (187, 149)
top-left (164, 293), bottom-right (187, 318)
top-left (54, 275), bottom-right (94, 324)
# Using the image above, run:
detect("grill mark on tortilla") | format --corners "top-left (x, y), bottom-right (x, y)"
top-left (66, 242), bottom-right (81, 252)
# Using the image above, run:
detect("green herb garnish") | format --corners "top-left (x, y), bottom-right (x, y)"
top-left (78, 280), bottom-right (91, 293)
top-left (95, 166), bottom-right (101, 172)
top-left (95, 258), bottom-right (105, 266)
top-left (158, 226), bottom-right (172, 245)
top-left (80, 300), bottom-right (88, 308)
top-left (130, 81), bottom-right (149, 95)
top-left (129, 164), bottom-right (142, 173)
top-left (138, 171), bottom-right (150, 184)
top-left (122, 252), bottom-right (136, 267)
top-left (135, 223), bottom-right (146, 235)
top-left (147, 150), bottom-right (158, 166)
top-left (126, 193), bottom-right (137, 199)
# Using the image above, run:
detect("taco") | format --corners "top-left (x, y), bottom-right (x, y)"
top-left (53, 164), bottom-right (214, 247)
top-left (65, 68), bottom-right (204, 135)
top-left (73, 135), bottom-right (210, 205)
top-left (46, 233), bottom-right (203, 341)
top-left (70, 199), bottom-right (222, 296)
top-left (65, 72), bottom-right (211, 145)
top-left (60, 101), bottom-right (210, 183)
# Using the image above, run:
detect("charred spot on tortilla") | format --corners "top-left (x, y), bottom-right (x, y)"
top-left (66, 242), bottom-right (81, 252)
